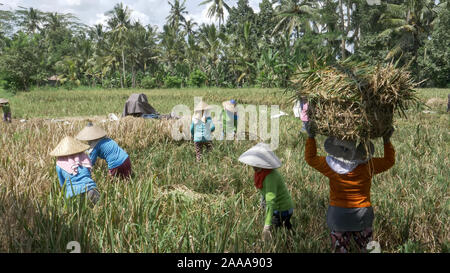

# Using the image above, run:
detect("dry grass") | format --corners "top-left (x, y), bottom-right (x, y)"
top-left (0, 87), bottom-right (448, 253)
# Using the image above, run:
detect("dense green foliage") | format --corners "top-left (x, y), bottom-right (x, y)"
top-left (0, 0), bottom-right (449, 91)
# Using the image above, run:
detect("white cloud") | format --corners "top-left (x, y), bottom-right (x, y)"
top-left (92, 13), bottom-right (108, 26)
top-left (1, 0), bottom-right (266, 29)
top-left (249, 0), bottom-right (260, 13)
top-left (131, 10), bottom-right (149, 25)
top-left (186, 5), bottom-right (219, 26)
top-left (61, 0), bottom-right (81, 6)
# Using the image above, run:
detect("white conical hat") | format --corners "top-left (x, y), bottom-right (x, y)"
top-left (238, 143), bottom-right (282, 169)
top-left (49, 136), bottom-right (90, 157)
top-left (76, 122), bottom-right (107, 141)
top-left (194, 101), bottom-right (212, 111)
top-left (0, 98), bottom-right (9, 104)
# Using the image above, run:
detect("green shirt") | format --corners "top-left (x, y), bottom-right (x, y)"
top-left (260, 169), bottom-right (294, 226)
top-left (2, 103), bottom-right (11, 114)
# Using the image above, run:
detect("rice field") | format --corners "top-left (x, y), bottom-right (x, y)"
top-left (0, 87), bottom-right (448, 253)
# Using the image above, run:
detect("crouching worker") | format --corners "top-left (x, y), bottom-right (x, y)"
top-left (304, 125), bottom-right (395, 253)
top-left (0, 98), bottom-right (12, 123)
top-left (238, 143), bottom-right (294, 242)
top-left (76, 122), bottom-right (132, 179)
top-left (50, 136), bottom-right (100, 206)
top-left (190, 102), bottom-right (215, 162)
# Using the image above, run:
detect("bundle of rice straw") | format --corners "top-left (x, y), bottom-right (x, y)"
top-left (290, 57), bottom-right (418, 141)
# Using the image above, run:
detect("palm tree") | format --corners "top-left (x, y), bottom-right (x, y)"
top-left (378, 0), bottom-right (437, 61)
top-left (166, 0), bottom-right (188, 31)
top-left (0, 7), bottom-right (14, 38)
top-left (272, 0), bottom-right (320, 39)
top-left (199, 0), bottom-right (231, 26)
top-left (43, 12), bottom-right (79, 32)
top-left (159, 23), bottom-right (186, 73)
top-left (15, 7), bottom-right (44, 34)
top-left (106, 3), bottom-right (132, 88)
top-left (198, 24), bottom-right (226, 85)
top-left (183, 19), bottom-right (198, 37)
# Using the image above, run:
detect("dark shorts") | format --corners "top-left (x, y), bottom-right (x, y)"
top-left (3, 112), bottom-right (11, 122)
top-left (272, 208), bottom-right (294, 230)
top-left (109, 157), bottom-right (132, 179)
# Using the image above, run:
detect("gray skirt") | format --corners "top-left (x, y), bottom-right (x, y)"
top-left (327, 206), bottom-right (374, 232)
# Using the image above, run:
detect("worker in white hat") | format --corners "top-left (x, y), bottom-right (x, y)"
top-left (190, 101), bottom-right (215, 161)
top-left (50, 136), bottom-right (100, 205)
top-left (239, 143), bottom-right (294, 241)
top-left (76, 122), bottom-right (132, 179)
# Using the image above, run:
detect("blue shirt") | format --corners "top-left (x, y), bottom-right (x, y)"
top-left (90, 138), bottom-right (129, 169)
top-left (190, 117), bottom-right (215, 142)
top-left (56, 165), bottom-right (97, 198)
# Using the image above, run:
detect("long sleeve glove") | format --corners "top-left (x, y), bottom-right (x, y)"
top-left (262, 225), bottom-right (272, 242)
top-left (383, 126), bottom-right (395, 144)
top-left (305, 122), bottom-right (315, 138)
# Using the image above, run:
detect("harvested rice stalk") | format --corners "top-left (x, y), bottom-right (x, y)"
top-left (290, 57), bottom-right (419, 141)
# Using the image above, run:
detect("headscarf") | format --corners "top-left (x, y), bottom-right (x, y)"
top-left (254, 168), bottom-right (273, 189)
top-left (325, 156), bottom-right (368, 174)
top-left (56, 152), bottom-right (92, 175)
top-left (192, 110), bottom-right (210, 124)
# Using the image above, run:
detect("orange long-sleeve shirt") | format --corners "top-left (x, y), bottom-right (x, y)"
top-left (305, 138), bottom-right (395, 208)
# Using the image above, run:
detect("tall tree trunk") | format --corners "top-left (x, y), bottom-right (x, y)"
top-left (339, 0), bottom-right (346, 59)
top-left (347, 0), bottom-right (351, 54)
top-left (132, 66), bottom-right (136, 88)
top-left (121, 48), bottom-right (126, 88)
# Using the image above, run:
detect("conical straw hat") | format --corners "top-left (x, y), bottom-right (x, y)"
top-left (50, 136), bottom-right (90, 157)
top-left (194, 101), bottom-right (212, 111)
top-left (222, 100), bottom-right (237, 112)
top-left (0, 98), bottom-right (9, 104)
top-left (238, 143), bottom-right (282, 169)
top-left (76, 122), bottom-right (107, 141)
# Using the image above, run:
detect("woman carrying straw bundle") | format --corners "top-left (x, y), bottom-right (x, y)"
top-left (299, 96), bottom-right (309, 132)
top-left (0, 98), bottom-right (12, 123)
top-left (239, 143), bottom-right (294, 241)
top-left (76, 122), bottom-right (132, 179)
top-left (293, 97), bottom-right (309, 134)
top-left (304, 125), bottom-right (395, 253)
top-left (190, 101), bottom-right (215, 161)
top-left (221, 99), bottom-right (238, 138)
top-left (50, 136), bottom-right (100, 206)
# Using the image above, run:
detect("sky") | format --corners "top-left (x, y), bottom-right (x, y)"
top-left (0, 0), bottom-right (262, 30)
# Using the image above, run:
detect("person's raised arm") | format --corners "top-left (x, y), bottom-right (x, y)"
top-left (304, 125), bottom-right (334, 177)
top-left (372, 127), bottom-right (396, 174)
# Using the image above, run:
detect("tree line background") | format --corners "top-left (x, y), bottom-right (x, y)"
top-left (0, 0), bottom-right (449, 92)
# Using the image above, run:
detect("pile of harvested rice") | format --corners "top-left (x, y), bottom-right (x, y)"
top-left (290, 57), bottom-right (419, 141)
